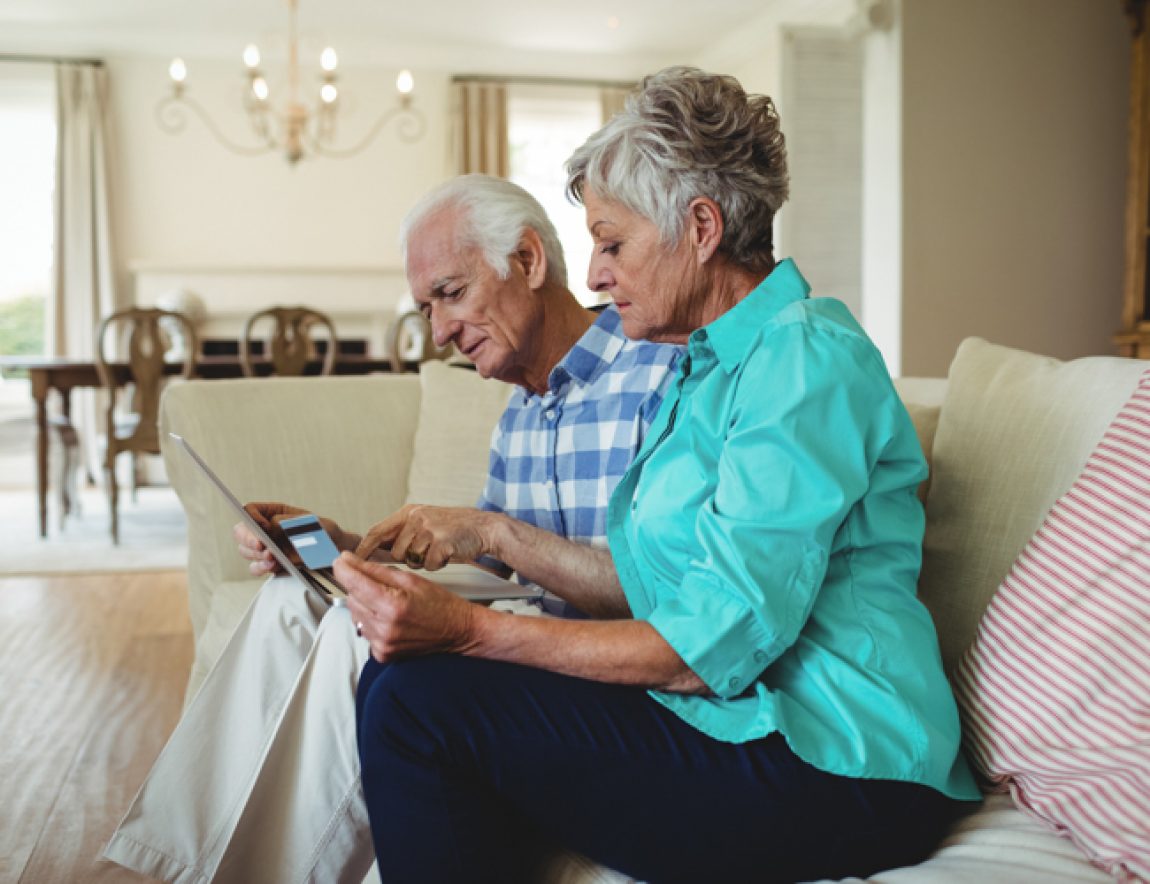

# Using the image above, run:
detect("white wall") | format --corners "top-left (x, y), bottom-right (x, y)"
top-left (105, 55), bottom-right (454, 336)
top-left (900, 0), bottom-right (1129, 376)
top-left (99, 0), bottom-right (1132, 372)
top-left (860, 4), bottom-right (903, 375)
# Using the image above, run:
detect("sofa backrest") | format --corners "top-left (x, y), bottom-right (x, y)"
top-left (403, 361), bottom-right (516, 508)
top-left (917, 337), bottom-right (1148, 673)
top-left (161, 374), bottom-right (422, 643)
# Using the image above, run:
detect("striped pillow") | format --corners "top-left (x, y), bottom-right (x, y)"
top-left (953, 369), bottom-right (1150, 883)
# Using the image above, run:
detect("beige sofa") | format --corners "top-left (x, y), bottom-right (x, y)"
top-left (159, 339), bottom-right (1146, 883)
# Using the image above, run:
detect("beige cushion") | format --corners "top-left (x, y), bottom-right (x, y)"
top-left (161, 374), bottom-right (423, 700)
top-left (405, 361), bottom-right (515, 507)
top-left (894, 377), bottom-right (948, 503)
top-left (917, 337), bottom-right (1148, 673)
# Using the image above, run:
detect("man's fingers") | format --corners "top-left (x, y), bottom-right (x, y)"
top-left (355, 511), bottom-right (408, 559)
top-left (243, 502), bottom-right (280, 529)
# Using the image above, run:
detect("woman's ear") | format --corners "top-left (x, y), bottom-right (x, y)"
top-left (513, 227), bottom-right (549, 290)
top-left (686, 197), bottom-right (723, 265)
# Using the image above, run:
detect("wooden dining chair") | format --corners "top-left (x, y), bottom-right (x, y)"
top-left (95, 307), bottom-right (198, 544)
top-left (239, 306), bottom-right (337, 377)
top-left (385, 310), bottom-right (454, 373)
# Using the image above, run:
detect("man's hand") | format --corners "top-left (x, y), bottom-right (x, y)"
top-left (356, 505), bottom-right (501, 571)
top-left (235, 502), bottom-right (352, 576)
top-left (335, 552), bottom-right (480, 662)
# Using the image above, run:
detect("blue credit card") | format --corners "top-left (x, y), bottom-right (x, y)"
top-left (280, 514), bottom-right (341, 569)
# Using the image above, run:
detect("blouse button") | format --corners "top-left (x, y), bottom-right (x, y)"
top-left (753, 650), bottom-right (767, 664)
top-left (728, 676), bottom-right (741, 690)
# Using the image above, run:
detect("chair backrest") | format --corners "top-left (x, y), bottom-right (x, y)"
top-left (385, 310), bottom-right (454, 373)
top-left (240, 306), bottom-right (337, 377)
top-left (95, 307), bottom-right (199, 452)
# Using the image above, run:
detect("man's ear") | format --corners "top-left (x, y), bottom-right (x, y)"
top-left (686, 197), bottom-right (724, 265)
top-left (513, 227), bottom-right (549, 290)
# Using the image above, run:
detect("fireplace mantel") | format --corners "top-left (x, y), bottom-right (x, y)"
top-left (132, 264), bottom-right (410, 356)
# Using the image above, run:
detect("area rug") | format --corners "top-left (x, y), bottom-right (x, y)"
top-left (0, 485), bottom-right (188, 575)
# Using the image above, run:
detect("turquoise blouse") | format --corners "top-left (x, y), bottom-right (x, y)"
top-left (607, 259), bottom-right (979, 800)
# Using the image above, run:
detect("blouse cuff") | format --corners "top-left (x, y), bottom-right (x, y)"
top-left (646, 577), bottom-right (779, 699)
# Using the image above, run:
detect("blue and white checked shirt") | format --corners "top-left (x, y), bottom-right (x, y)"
top-left (477, 305), bottom-right (681, 614)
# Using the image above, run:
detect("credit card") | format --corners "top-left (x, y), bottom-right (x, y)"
top-left (280, 514), bottom-right (341, 569)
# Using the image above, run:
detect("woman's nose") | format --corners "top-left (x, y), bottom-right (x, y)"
top-left (587, 258), bottom-right (612, 293)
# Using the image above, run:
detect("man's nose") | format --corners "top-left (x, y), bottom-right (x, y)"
top-left (429, 313), bottom-right (456, 349)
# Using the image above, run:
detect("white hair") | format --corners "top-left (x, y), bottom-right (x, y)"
top-left (399, 174), bottom-right (567, 287)
top-left (566, 66), bottom-right (789, 273)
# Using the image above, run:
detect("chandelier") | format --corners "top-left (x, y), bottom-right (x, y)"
top-left (159, 0), bottom-right (425, 165)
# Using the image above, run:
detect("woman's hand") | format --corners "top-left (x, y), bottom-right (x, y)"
top-left (335, 552), bottom-right (479, 662)
top-left (235, 502), bottom-right (352, 576)
top-left (356, 505), bottom-right (501, 571)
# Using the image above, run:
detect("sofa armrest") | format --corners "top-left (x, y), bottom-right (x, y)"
top-left (159, 374), bottom-right (422, 698)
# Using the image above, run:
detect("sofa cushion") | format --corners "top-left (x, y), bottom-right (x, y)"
top-left (917, 338), bottom-right (1147, 673)
top-left (405, 361), bottom-right (515, 508)
top-left (952, 370), bottom-right (1150, 882)
top-left (893, 377), bottom-right (947, 503)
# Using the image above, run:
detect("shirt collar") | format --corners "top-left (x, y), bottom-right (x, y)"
top-left (546, 304), bottom-right (626, 392)
top-left (693, 258), bottom-right (810, 374)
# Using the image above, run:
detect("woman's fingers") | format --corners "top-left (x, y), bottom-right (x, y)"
top-left (334, 553), bottom-right (475, 662)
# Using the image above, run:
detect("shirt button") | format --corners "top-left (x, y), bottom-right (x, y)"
top-left (753, 650), bottom-right (767, 664)
top-left (544, 409), bottom-right (556, 420)
top-left (728, 676), bottom-right (741, 691)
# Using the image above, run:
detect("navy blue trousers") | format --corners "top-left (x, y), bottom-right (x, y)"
top-left (356, 655), bottom-right (966, 884)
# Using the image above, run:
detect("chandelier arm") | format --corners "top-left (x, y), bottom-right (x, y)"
top-left (311, 106), bottom-right (428, 158)
top-left (155, 94), bottom-right (277, 157)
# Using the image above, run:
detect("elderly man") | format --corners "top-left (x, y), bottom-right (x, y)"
top-left (105, 174), bottom-right (680, 884)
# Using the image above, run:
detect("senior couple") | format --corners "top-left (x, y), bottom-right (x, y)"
top-left (107, 67), bottom-right (979, 884)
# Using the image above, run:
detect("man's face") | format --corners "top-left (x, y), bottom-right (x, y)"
top-left (405, 209), bottom-right (542, 384)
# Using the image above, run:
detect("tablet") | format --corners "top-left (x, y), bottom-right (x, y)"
top-left (168, 433), bottom-right (543, 603)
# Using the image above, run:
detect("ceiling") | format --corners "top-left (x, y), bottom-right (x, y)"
top-left (1, 0), bottom-right (854, 77)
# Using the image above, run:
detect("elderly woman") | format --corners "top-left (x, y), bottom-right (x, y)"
top-left (338, 66), bottom-right (979, 884)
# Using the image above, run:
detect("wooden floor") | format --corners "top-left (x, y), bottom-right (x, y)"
top-left (0, 571), bottom-right (192, 884)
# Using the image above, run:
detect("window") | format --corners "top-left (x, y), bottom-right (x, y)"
top-left (0, 62), bottom-right (55, 488)
top-left (0, 62), bottom-right (56, 362)
top-left (508, 84), bottom-right (604, 306)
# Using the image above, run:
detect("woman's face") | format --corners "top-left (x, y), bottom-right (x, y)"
top-left (583, 188), bottom-right (701, 345)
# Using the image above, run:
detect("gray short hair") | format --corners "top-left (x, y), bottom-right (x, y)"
top-left (400, 174), bottom-right (567, 287)
top-left (566, 66), bottom-right (789, 274)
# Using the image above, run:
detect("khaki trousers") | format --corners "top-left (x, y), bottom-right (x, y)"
top-left (104, 577), bottom-right (375, 884)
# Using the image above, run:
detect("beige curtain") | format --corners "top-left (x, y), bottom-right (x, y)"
top-left (599, 84), bottom-right (631, 123)
top-left (452, 80), bottom-right (509, 177)
top-left (51, 62), bottom-right (118, 476)
top-left (50, 62), bottom-right (117, 358)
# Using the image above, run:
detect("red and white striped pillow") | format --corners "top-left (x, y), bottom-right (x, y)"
top-left (954, 370), bottom-right (1150, 883)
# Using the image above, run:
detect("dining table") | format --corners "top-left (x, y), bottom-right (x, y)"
top-left (0, 354), bottom-right (405, 538)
